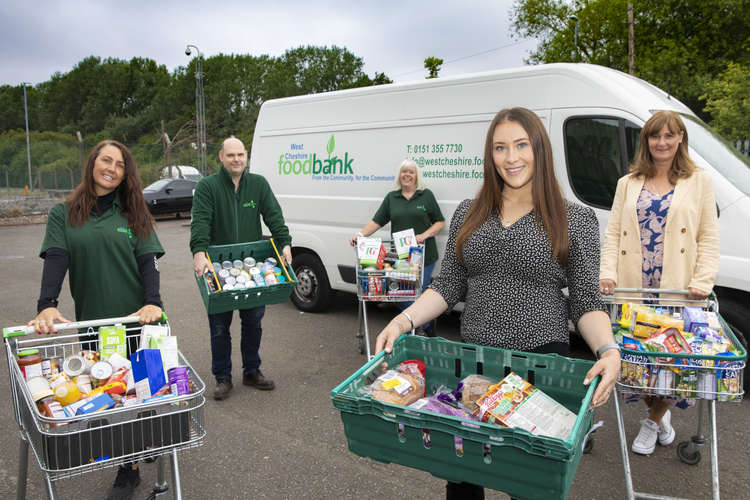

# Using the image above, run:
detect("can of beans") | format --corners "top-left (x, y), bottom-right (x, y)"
top-left (90, 361), bottom-right (113, 387)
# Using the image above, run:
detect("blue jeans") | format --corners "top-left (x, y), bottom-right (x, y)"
top-left (396, 262), bottom-right (435, 329)
top-left (207, 306), bottom-right (265, 382)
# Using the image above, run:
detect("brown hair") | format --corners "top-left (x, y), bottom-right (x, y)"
top-left (630, 110), bottom-right (695, 184)
top-left (66, 140), bottom-right (155, 238)
top-left (455, 108), bottom-right (569, 266)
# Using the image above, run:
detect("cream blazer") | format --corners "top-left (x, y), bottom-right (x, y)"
top-left (600, 169), bottom-right (719, 295)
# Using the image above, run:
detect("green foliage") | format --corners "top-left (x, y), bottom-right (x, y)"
top-left (510, 0), bottom-right (750, 122)
top-left (701, 63), bottom-right (750, 140)
top-left (424, 57), bottom-right (444, 79)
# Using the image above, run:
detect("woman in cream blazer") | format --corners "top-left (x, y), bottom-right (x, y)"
top-left (599, 111), bottom-right (719, 457)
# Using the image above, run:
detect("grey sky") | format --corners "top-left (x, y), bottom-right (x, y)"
top-left (1, 1), bottom-right (539, 86)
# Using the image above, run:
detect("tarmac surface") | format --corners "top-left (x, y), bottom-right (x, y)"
top-left (0, 218), bottom-right (747, 499)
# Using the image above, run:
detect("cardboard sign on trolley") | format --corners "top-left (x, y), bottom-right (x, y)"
top-left (392, 228), bottom-right (417, 259)
top-left (357, 237), bottom-right (386, 269)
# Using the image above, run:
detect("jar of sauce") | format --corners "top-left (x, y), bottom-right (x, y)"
top-left (17, 349), bottom-right (43, 380)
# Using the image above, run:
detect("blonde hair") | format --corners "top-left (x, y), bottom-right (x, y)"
top-left (630, 110), bottom-right (696, 183)
top-left (395, 159), bottom-right (426, 190)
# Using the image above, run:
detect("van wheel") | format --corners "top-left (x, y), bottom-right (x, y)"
top-left (715, 296), bottom-right (749, 392)
top-left (291, 253), bottom-right (332, 312)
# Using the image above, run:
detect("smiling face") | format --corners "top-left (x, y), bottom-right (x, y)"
top-left (92, 144), bottom-right (126, 196)
top-left (492, 120), bottom-right (535, 194)
top-left (219, 138), bottom-right (248, 178)
top-left (648, 123), bottom-right (683, 166)
top-left (399, 164), bottom-right (417, 191)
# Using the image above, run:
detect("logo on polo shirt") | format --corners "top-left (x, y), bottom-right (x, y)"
top-left (117, 226), bottom-right (133, 238)
top-left (242, 200), bottom-right (257, 208)
top-left (416, 204), bottom-right (427, 212)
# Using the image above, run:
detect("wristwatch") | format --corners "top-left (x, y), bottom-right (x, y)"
top-left (596, 343), bottom-right (621, 359)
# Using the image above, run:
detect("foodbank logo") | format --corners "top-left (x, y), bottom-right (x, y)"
top-left (277, 135), bottom-right (354, 176)
top-left (243, 200), bottom-right (257, 208)
top-left (116, 226), bottom-right (133, 238)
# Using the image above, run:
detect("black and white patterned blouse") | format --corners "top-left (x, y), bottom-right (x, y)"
top-left (430, 199), bottom-right (605, 351)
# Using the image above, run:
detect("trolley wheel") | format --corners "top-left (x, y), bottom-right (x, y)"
top-left (677, 441), bottom-right (701, 465)
top-left (583, 437), bottom-right (594, 454)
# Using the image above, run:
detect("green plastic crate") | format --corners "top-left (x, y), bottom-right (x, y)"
top-left (331, 336), bottom-right (598, 500)
top-left (194, 240), bottom-right (297, 315)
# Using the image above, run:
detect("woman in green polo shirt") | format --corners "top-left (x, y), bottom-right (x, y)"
top-left (27, 139), bottom-right (164, 500)
top-left (350, 159), bottom-right (445, 335)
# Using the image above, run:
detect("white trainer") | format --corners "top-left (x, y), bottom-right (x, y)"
top-left (657, 409), bottom-right (675, 446)
top-left (632, 419), bottom-right (658, 455)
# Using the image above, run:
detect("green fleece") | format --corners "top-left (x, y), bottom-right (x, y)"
top-left (190, 167), bottom-right (291, 254)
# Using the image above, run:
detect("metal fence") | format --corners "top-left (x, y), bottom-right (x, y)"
top-left (0, 138), bottom-right (221, 191)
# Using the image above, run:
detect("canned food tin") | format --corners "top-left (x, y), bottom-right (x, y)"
top-left (243, 257), bottom-right (256, 267)
top-left (221, 260), bottom-right (233, 270)
top-left (236, 273), bottom-right (248, 284)
top-left (213, 262), bottom-right (222, 273)
top-left (265, 257), bottom-right (277, 266)
top-left (223, 283), bottom-right (235, 291)
top-left (27, 376), bottom-right (53, 402)
top-left (246, 280), bottom-right (257, 288)
top-left (90, 361), bottom-right (113, 387)
top-left (265, 274), bottom-right (278, 285)
top-left (63, 355), bottom-right (88, 378)
top-left (250, 267), bottom-right (261, 277)
top-left (218, 269), bottom-right (230, 280)
top-left (233, 259), bottom-right (244, 269)
top-left (229, 267), bottom-right (241, 277)
top-left (225, 275), bottom-right (236, 286)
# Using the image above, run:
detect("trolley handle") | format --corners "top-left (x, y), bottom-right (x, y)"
top-left (604, 287), bottom-right (713, 307)
top-left (3, 312), bottom-right (169, 338)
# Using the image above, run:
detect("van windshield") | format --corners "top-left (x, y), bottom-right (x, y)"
top-left (678, 113), bottom-right (750, 197)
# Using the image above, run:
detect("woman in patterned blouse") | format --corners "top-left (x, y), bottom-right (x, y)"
top-left (600, 111), bottom-right (719, 456)
top-left (375, 108), bottom-right (621, 500)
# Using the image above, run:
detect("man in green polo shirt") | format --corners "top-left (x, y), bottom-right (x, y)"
top-left (191, 137), bottom-right (292, 400)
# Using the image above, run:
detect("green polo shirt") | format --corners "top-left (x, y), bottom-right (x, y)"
top-left (40, 197), bottom-right (164, 321)
top-left (373, 188), bottom-right (444, 266)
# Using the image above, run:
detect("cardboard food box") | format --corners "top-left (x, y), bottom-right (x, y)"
top-left (98, 325), bottom-right (127, 360)
top-left (357, 237), bottom-right (386, 269)
top-left (130, 349), bottom-right (166, 402)
top-left (392, 228), bottom-right (417, 259)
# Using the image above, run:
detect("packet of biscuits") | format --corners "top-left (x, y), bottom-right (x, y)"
top-left (369, 361), bottom-right (425, 406)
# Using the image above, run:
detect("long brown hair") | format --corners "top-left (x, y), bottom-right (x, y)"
top-left (66, 140), bottom-right (155, 238)
top-left (455, 108), bottom-right (569, 266)
top-left (630, 110), bottom-right (695, 184)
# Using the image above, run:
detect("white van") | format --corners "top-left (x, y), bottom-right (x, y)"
top-left (249, 63), bottom-right (750, 350)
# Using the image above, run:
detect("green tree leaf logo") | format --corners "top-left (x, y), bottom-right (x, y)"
top-left (326, 135), bottom-right (335, 156)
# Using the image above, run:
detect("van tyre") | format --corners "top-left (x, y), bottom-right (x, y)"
top-left (291, 253), bottom-right (332, 312)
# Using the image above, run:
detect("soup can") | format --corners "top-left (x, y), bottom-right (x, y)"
top-left (221, 260), bottom-right (233, 270)
top-left (229, 267), bottom-right (241, 277)
top-left (265, 257), bottom-right (277, 266)
top-left (63, 355), bottom-right (88, 378)
top-left (243, 257), bottom-right (256, 268)
top-left (90, 361), bottom-right (113, 387)
top-left (233, 259), bottom-right (244, 269)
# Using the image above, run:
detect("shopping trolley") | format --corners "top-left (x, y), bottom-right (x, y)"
top-left (3, 315), bottom-right (206, 500)
top-left (354, 240), bottom-right (425, 359)
top-left (604, 288), bottom-right (746, 500)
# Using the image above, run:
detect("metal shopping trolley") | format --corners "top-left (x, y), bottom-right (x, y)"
top-left (354, 240), bottom-right (425, 359)
top-left (3, 315), bottom-right (206, 500)
top-left (603, 289), bottom-right (746, 500)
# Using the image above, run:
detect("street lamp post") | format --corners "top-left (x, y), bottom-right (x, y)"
top-left (185, 45), bottom-right (207, 176)
top-left (22, 82), bottom-right (32, 191)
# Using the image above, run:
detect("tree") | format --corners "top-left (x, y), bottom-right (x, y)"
top-left (701, 63), bottom-right (750, 141)
top-left (510, 0), bottom-right (750, 121)
top-left (424, 57), bottom-right (444, 79)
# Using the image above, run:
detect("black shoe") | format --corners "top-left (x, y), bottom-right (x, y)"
top-left (242, 369), bottom-right (275, 390)
top-left (213, 379), bottom-right (233, 400)
top-left (106, 465), bottom-right (141, 500)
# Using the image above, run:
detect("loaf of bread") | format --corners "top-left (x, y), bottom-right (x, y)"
top-left (460, 374), bottom-right (496, 412)
top-left (371, 370), bottom-right (424, 406)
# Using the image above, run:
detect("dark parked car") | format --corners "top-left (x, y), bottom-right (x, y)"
top-left (143, 178), bottom-right (198, 217)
